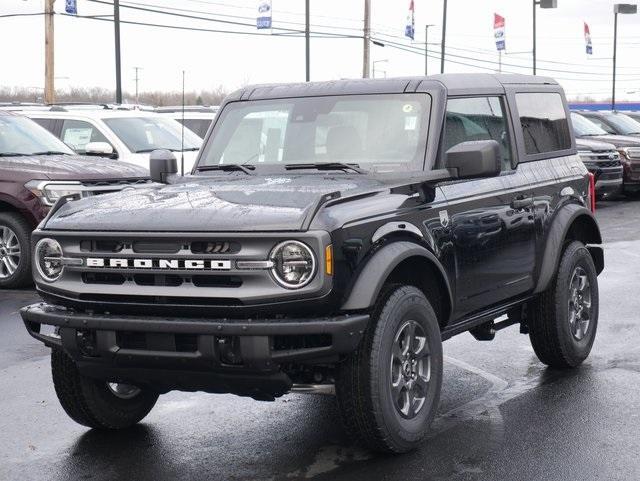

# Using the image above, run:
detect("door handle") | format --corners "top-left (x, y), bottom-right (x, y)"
top-left (511, 196), bottom-right (533, 210)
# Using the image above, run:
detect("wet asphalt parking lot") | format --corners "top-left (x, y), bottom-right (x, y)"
top-left (1, 198), bottom-right (639, 481)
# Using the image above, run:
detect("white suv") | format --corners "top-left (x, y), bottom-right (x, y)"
top-left (24, 106), bottom-right (203, 173)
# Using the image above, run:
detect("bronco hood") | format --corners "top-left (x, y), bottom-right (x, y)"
top-left (43, 174), bottom-right (393, 232)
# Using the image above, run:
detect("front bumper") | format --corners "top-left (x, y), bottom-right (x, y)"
top-left (21, 303), bottom-right (368, 399)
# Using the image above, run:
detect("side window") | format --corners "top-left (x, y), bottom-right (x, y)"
top-left (445, 97), bottom-right (512, 170)
top-left (60, 119), bottom-right (110, 153)
top-left (515, 93), bottom-right (571, 155)
top-left (31, 118), bottom-right (56, 133)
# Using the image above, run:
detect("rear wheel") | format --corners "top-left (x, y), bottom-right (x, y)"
top-left (529, 241), bottom-right (599, 369)
top-left (0, 212), bottom-right (32, 289)
top-left (51, 348), bottom-right (159, 429)
top-left (336, 285), bottom-right (443, 453)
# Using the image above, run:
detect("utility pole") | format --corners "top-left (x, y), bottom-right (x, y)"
top-left (305, 0), bottom-right (310, 82)
top-left (440, 0), bottom-right (447, 74)
top-left (133, 67), bottom-right (141, 105)
top-left (532, 0), bottom-right (537, 75)
top-left (44, 0), bottom-right (55, 104)
top-left (363, 0), bottom-right (371, 78)
top-left (114, 0), bottom-right (123, 104)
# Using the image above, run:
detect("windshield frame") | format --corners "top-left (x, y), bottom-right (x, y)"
top-left (102, 116), bottom-right (203, 154)
top-left (194, 93), bottom-right (432, 174)
top-left (0, 115), bottom-right (75, 156)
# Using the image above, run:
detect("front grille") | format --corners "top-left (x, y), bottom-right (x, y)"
top-left (78, 179), bottom-right (152, 198)
top-left (79, 239), bottom-right (240, 255)
top-left (77, 293), bottom-right (243, 306)
top-left (579, 150), bottom-right (622, 168)
top-left (627, 148), bottom-right (640, 160)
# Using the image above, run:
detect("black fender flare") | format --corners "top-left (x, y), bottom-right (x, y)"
top-left (340, 241), bottom-right (453, 314)
top-left (534, 203), bottom-right (603, 294)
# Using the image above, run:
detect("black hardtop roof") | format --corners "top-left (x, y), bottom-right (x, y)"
top-left (229, 73), bottom-right (559, 101)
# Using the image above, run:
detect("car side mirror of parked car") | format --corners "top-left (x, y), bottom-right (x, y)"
top-left (445, 140), bottom-right (502, 180)
top-left (84, 142), bottom-right (116, 158)
top-left (149, 149), bottom-right (178, 183)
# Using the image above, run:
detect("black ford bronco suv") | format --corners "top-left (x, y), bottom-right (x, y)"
top-left (21, 74), bottom-right (603, 454)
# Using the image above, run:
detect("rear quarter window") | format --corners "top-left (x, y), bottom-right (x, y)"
top-left (516, 92), bottom-right (571, 155)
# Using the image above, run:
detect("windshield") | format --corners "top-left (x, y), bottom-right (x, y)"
top-left (197, 94), bottom-right (431, 172)
top-left (0, 116), bottom-right (74, 156)
top-left (602, 113), bottom-right (640, 135)
top-left (571, 112), bottom-right (608, 136)
top-left (103, 116), bottom-right (202, 153)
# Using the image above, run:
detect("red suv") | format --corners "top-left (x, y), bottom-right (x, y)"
top-left (0, 111), bottom-right (149, 288)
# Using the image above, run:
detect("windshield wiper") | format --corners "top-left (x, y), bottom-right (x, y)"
top-left (0, 152), bottom-right (27, 157)
top-left (31, 151), bottom-right (70, 156)
top-left (284, 162), bottom-right (367, 174)
top-left (196, 164), bottom-right (256, 175)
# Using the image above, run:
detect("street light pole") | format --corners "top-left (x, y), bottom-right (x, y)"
top-left (612, 4), bottom-right (638, 110)
top-left (532, 0), bottom-right (558, 75)
top-left (114, 0), bottom-right (122, 103)
top-left (305, 0), bottom-right (310, 82)
top-left (425, 24), bottom-right (435, 76)
top-left (440, 0), bottom-right (447, 74)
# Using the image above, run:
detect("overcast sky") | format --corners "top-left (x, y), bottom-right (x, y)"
top-left (2, 0), bottom-right (640, 100)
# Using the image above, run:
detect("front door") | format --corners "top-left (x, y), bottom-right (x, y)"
top-left (439, 96), bottom-right (536, 318)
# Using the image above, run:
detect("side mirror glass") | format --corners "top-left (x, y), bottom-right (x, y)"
top-left (149, 149), bottom-right (178, 183)
top-left (84, 141), bottom-right (115, 157)
top-left (445, 140), bottom-right (502, 179)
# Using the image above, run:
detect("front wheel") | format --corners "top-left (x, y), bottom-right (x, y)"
top-left (336, 285), bottom-right (443, 453)
top-left (529, 241), bottom-right (599, 369)
top-left (51, 348), bottom-right (159, 429)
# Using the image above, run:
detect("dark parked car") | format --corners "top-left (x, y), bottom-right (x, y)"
top-left (575, 138), bottom-right (623, 197)
top-left (0, 111), bottom-right (149, 288)
top-left (576, 110), bottom-right (640, 137)
top-left (21, 74), bottom-right (603, 454)
top-left (571, 111), bottom-right (640, 194)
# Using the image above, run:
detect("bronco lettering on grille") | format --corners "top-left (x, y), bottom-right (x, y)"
top-left (85, 258), bottom-right (231, 270)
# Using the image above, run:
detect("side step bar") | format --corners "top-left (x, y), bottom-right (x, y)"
top-left (441, 296), bottom-right (532, 341)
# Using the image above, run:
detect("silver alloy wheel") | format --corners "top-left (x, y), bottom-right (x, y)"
top-left (107, 382), bottom-right (142, 400)
top-left (390, 320), bottom-right (431, 419)
top-left (568, 266), bottom-right (592, 341)
top-left (0, 226), bottom-right (20, 280)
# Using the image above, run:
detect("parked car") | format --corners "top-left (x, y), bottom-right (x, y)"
top-left (21, 74), bottom-right (603, 454)
top-left (575, 110), bottom-right (640, 137)
top-left (0, 110), bottom-right (149, 288)
top-left (156, 106), bottom-right (218, 138)
top-left (575, 138), bottom-right (623, 197)
top-left (571, 112), bottom-right (640, 194)
top-left (20, 105), bottom-right (203, 173)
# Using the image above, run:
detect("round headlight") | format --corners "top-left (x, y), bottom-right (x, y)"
top-left (35, 238), bottom-right (63, 282)
top-left (269, 240), bottom-right (316, 289)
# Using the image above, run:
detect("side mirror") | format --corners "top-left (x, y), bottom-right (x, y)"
top-left (85, 142), bottom-right (115, 157)
top-left (445, 140), bottom-right (502, 179)
top-left (149, 149), bottom-right (178, 183)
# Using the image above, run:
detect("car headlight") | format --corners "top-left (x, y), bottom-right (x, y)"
top-left (25, 180), bottom-right (83, 206)
top-left (35, 238), bottom-right (63, 282)
top-left (269, 240), bottom-right (316, 289)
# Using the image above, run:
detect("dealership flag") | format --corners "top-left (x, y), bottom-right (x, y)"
top-left (65, 0), bottom-right (77, 15)
top-left (494, 13), bottom-right (506, 51)
top-left (257, 0), bottom-right (272, 29)
top-left (584, 22), bottom-right (593, 54)
top-left (405, 0), bottom-right (415, 40)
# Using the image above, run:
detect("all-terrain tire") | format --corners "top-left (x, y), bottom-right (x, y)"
top-left (529, 240), bottom-right (599, 369)
top-left (51, 348), bottom-right (159, 429)
top-left (0, 212), bottom-right (33, 289)
top-left (336, 285), bottom-right (443, 453)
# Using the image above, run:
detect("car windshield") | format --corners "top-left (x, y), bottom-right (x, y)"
top-left (197, 94), bottom-right (431, 172)
top-left (571, 112), bottom-right (608, 136)
top-left (103, 116), bottom-right (203, 153)
top-left (0, 116), bottom-right (74, 156)
top-left (602, 113), bottom-right (640, 135)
